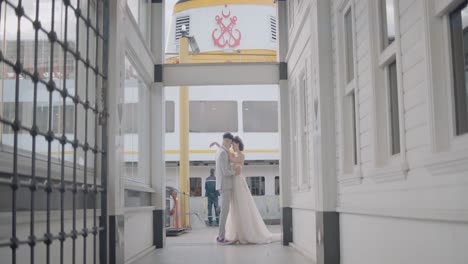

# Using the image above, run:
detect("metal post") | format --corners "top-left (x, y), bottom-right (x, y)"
top-left (179, 36), bottom-right (190, 228)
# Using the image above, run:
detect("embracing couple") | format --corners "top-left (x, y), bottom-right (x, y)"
top-left (211, 132), bottom-right (281, 245)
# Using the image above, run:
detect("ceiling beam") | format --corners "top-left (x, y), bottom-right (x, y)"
top-left (162, 63), bottom-right (280, 86)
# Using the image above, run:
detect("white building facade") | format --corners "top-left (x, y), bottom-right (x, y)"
top-left (284, 0), bottom-right (468, 263)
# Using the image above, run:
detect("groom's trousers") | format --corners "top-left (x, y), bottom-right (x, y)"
top-left (218, 189), bottom-right (232, 239)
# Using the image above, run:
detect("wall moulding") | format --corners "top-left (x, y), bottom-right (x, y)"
top-left (424, 150), bottom-right (468, 177)
top-left (338, 173), bottom-right (363, 187)
top-left (365, 162), bottom-right (409, 184)
top-left (337, 206), bottom-right (468, 224)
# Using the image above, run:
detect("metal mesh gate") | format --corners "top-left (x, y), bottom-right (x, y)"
top-left (0, 0), bottom-right (108, 263)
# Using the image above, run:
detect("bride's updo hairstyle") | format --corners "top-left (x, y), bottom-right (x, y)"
top-left (233, 136), bottom-right (244, 151)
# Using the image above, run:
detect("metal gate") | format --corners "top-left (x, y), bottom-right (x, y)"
top-left (0, 0), bottom-right (108, 263)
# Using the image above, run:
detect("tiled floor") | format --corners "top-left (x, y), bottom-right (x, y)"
top-left (133, 225), bottom-right (312, 264)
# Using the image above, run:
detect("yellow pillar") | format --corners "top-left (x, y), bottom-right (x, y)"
top-left (179, 36), bottom-right (190, 228)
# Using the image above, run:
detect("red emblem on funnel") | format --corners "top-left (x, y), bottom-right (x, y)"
top-left (212, 5), bottom-right (242, 48)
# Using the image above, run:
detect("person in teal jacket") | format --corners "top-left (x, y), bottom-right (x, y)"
top-left (205, 168), bottom-right (220, 226)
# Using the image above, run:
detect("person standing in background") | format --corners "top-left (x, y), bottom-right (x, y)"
top-left (205, 168), bottom-right (220, 226)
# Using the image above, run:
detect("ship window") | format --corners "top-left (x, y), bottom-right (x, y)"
top-left (246, 177), bottom-right (265, 196)
top-left (243, 101), bottom-right (278, 132)
top-left (123, 103), bottom-right (139, 133)
top-left (2, 102), bottom-right (22, 134)
top-left (190, 178), bottom-right (202, 197)
top-left (166, 101), bottom-right (175, 133)
top-left (189, 101), bottom-right (238, 132)
top-left (275, 176), bottom-right (280, 195)
top-left (52, 105), bottom-right (75, 134)
top-left (36, 105), bottom-right (49, 134)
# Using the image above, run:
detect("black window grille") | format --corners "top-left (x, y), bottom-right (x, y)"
top-left (246, 176), bottom-right (265, 196)
top-left (0, 0), bottom-right (109, 264)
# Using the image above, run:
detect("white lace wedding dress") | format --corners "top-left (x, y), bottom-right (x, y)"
top-left (225, 163), bottom-right (281, 244)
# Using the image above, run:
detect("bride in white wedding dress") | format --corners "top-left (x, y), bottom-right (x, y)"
top-left (212, 136), bottom-right (281, 244)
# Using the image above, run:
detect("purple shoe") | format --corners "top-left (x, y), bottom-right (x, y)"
top-left (223, 239), bottom-right (235, 245)
top-left (217, 237), bottom-right (235, 245)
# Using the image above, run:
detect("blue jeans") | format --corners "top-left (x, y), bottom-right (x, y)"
top-left (207, 197), bottom-right (219, 224)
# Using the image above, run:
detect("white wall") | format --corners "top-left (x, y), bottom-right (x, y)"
top-left (285, 0), bottom-right (468, 262)
top-left (286, 0), bottom-right (318, 258)
top-left (124, 209), bottom-right (154, 263)
top-left (291, 209), bottom-right (316, 262)
top-left (340, 214), bottom-right (468, 264)
top-left (327, 0), bottom-right (468, 263)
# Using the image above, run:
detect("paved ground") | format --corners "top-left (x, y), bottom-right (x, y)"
top-left (133, 225), bottom-right (312, 264)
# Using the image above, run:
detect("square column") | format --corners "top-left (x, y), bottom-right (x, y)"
top-left (277, 0), bottom-right (293, 246)
top-left (150, 0), bottom-right (166, 249)
top-left (105, 0), bottom-right (127, 263)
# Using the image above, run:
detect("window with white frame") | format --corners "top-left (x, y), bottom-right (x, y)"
top-left (127, 0), bottom-right (151, 42)
top-left (350, 92), bottom-right (358, 165)
top-left (388, 61), bottom-right (400, 154)
top-left (289, 87), bottom-right (299, 187)
top-left (123, 57), bottom-right (150, 184)
top-left (449, 2), bottom-right (468, 136)
top-left (300, 73), bottom-right (310, 187)
top-left (344, 9), bottom-right (354, 84)
top-left (341, 5), bottom-right (359, 173)
top-left (380, 0), bottom-right (395, 49)
top-left (378, 0), bottom-right (401, 156)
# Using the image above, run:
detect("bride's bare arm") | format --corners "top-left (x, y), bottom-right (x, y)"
top-left (229, 152), bottom-right (244, 163)
top-left (231, 153), bottom-right (245, 175)
top-left (209, 142), bottom-right (220, 148)
top-left (235, 166), bottom-right (241, 176)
